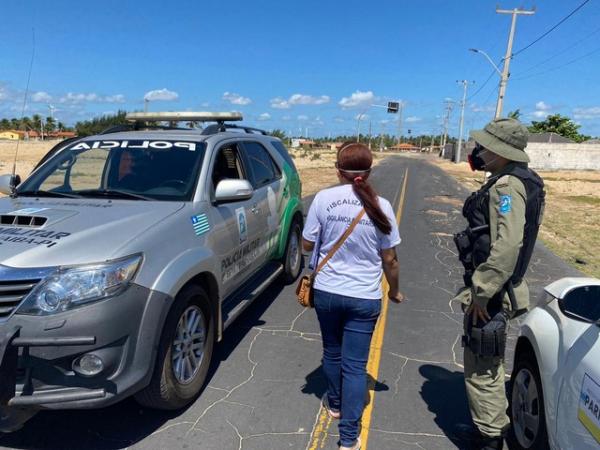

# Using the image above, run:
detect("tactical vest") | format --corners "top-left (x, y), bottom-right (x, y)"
top-left (457, 164), bottom-right (545, 287)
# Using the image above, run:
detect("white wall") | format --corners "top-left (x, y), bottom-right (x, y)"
top-left (527, 143), bottom-right (600, 171)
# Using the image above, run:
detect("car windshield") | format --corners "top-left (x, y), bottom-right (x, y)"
top-left (18, 139), bottom-right (206, 201)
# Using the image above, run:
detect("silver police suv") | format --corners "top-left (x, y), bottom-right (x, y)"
top-left (0, 112), bottom-right (303, 430)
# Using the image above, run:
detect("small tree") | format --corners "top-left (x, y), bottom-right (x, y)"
top-left (270, 129), bottom-right (286, 140)
top-left (508, 109), bottom-right (522, 120)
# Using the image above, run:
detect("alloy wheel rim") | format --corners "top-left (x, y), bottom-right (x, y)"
top-left (512, 367), bottom-right (541, 448)
top-left (171, 305), bottom-right (206, 384)
top-left (289, 229), bottom-right (300, 272)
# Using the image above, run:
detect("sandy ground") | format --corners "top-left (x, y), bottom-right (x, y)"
top-left (433, 157), bottom-right (600, 278)
top-left (291, 147), bottom-right (402, 196)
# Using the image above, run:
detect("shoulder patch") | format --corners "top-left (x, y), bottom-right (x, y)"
top-left (499, 195), bottom-right (512, 214)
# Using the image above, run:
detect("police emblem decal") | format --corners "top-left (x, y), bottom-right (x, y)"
top-left (191, 214), bottom-right (210, 236)
top-left (499, 195), bottom-right (512, 214)
top-left (235, 207), bottom-right (248, 244)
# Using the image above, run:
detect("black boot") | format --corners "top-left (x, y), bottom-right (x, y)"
top-left (453, 423), bottom-right (504, 450)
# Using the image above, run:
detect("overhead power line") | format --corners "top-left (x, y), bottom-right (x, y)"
top-left (512, 0), bottom-right (592, 57)
top-left (518, 25), bottom-right (600, 76)
top-left (467, 69), bottom-right (496, 101)
top-left (513, 44), bottom-right (600, 81)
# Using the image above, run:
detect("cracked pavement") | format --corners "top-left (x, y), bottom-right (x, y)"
top-left (0, 155), bottom-right (581, 450)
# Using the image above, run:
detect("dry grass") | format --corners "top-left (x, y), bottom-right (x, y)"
top-left (0, 140), bottom-right (56, 176)
top-left (290, 147), bottom-right (395, 197)
top-left (432, 157), bottom-right (600, 278)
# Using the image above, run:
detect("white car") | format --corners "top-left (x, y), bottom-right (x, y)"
top-left (510, 277), bottom-right (600, 450)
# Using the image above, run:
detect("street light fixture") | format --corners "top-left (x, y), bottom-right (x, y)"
top-left (469, 48), bottom-right (503, 77)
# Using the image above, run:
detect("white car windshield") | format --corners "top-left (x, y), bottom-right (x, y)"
top-left (18, 139), bottom-right (207, 201)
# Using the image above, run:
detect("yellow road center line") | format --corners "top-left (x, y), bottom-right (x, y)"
top-left (360, 168), bottom-right (409, 449)
top-left (306, 168), bottom-right (409, 450)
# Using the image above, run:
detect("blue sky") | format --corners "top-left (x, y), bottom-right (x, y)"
top-left (2, 0), bottom-right (600, 138)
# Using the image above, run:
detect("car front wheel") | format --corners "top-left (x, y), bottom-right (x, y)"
top-left (135, 285), bottom-right (214, 410)
top-left (509, 351), bottom-right (548, 450)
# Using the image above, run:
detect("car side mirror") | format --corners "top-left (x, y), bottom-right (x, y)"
top-left (214, 179), bottom-right (254, 203)
top-left (558, 284), bottom-right (600, 325)
top-left (0, 174), bottom-right (20, 195)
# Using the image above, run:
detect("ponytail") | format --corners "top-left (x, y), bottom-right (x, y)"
top-left (337, 143), bottom-right (392, 235)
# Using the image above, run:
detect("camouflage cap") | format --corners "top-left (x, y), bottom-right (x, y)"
top-left (470, 118), bottom-right (530, 162)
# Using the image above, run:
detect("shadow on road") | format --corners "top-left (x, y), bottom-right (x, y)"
top-left (0, 280), bottom-right (287, 450)
top-left (302, 365), bottom-right (389, 408)
top-left (419, 364), bottom-right (470, 449)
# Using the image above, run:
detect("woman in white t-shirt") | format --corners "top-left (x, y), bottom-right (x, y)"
top-left (302, 143), bottom-right (402, 450)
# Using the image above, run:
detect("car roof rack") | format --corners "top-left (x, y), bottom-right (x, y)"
top-left (99, 112), bottom-right (269, 136)
top-left (125, 111), bottom-right (243, 123)
top-left (200, 123), bottom-right (268, 135)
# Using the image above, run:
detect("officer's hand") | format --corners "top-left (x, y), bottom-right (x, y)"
top-left (468, 302), bottom-right (490, 323)
top-left (389, 290), bottom-right (404, 304)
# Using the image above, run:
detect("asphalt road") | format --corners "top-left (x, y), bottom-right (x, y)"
top-left (0, 155), bottom-right (580, 450)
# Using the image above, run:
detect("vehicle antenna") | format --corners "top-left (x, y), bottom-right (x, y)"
top-left (11, 28), bottom-right (36, 198)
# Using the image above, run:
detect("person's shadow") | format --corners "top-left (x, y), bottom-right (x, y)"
top-left (302, 365), bottom-right (389, 408)
top-left (419, 364), bottom-right (471, 449)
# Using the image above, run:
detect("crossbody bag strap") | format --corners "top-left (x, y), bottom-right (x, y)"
top-left (314, 208), bottom-right (366, 275)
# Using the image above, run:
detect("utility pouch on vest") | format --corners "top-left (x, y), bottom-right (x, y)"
top-left (462, 310), bottom-right (509, 358)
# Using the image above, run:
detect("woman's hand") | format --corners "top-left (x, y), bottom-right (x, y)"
top-left (389, 290), bottom-right (404, 304)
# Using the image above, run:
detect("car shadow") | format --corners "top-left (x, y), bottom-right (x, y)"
top-left (0, 277), bottom-right (288, 449)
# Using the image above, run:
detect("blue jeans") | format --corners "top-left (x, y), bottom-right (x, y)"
top-left (314, 289), bottom-right (381, 447)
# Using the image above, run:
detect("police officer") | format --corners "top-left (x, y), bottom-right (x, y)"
top-left (452, 118), bottom-right (545, 450)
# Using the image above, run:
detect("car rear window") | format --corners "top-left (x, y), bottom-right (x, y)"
top-left (270, 140), bottom-right (297, 171)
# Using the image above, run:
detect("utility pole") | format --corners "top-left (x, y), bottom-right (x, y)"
top-left (397, 102), bottom-right (404, 145)
top-left (441, 100), bottom-right (454, 158)
top-left (368, 120), bottom-right (372, 149)
top-left (455, 80), bottom-right (474, 163)
top-left (495, 6), bottom-right (535, 118)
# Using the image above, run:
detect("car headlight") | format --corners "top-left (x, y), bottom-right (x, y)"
top-left (17, 255), bottom-right (142, 316)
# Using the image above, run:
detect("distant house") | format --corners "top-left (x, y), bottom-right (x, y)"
top-left (528, 132), bottom-right (574, 144)
top-left (325, 142), bottom-right (343, 151)
top-left (0, 130), bottom-right (20, 141)
top-left (47, 131), bottom-right (76, 139)
top-left (291, 138), bottom-right (316, 148)
top-left (389, 143), bottom-right (420, 152)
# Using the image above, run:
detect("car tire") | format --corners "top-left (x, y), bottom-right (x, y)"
top-left (509, 350), bottom-right (548, 450)
top-left (282, 220), bottom-right (302, 283)
top-left (135, 285), bottom-right (214, 410)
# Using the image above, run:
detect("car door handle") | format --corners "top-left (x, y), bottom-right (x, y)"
top-left (251, 204), bottom-right (260, 214)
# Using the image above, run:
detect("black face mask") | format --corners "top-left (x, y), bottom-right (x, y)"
top-left (468, 144), bottom-right (486, 171)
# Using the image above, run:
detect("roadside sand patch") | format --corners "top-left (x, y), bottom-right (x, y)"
top-left (430, 155), bottom-right (600, 278)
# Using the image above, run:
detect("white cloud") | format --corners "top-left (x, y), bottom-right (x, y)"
top-left (334, 117), bottom-right (345, 123)
top-left (406, 116), bottom-right (421, 123)
top-left (270, 97), bottom-right (289, 109)
top-left (201, 102), bottom-right (210, 107)
top-left (144, 88), bottom-right (178, 102)
top-left (31, 91), bottom-right (52, 103)
top-left (354, 113), bottom-right (369, 120)
top-left (535, 101), bottom-right (552, 111)
top-left (339, 90), bottom-right (375, 109)
top-left (60, 92), bottom-right (128, 104)
top-left (573, 107), bottom-right (600, 120)
top-left (270, 93), bottom-right (330, 109)
top-left (532, 110), bottom-right (550, 119)
top-left (470, 103), bottom-right (495, 113)
top-left (223, 92), bottom-right (252, 105)
top-left (104, 94), bottom-right (125, 103)
top-left (258, 113), bottom-right (271, 121)
top-left (282, 115), bottom-right (292, 121)
top-left (297, 115), bottom-right (309, 121)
